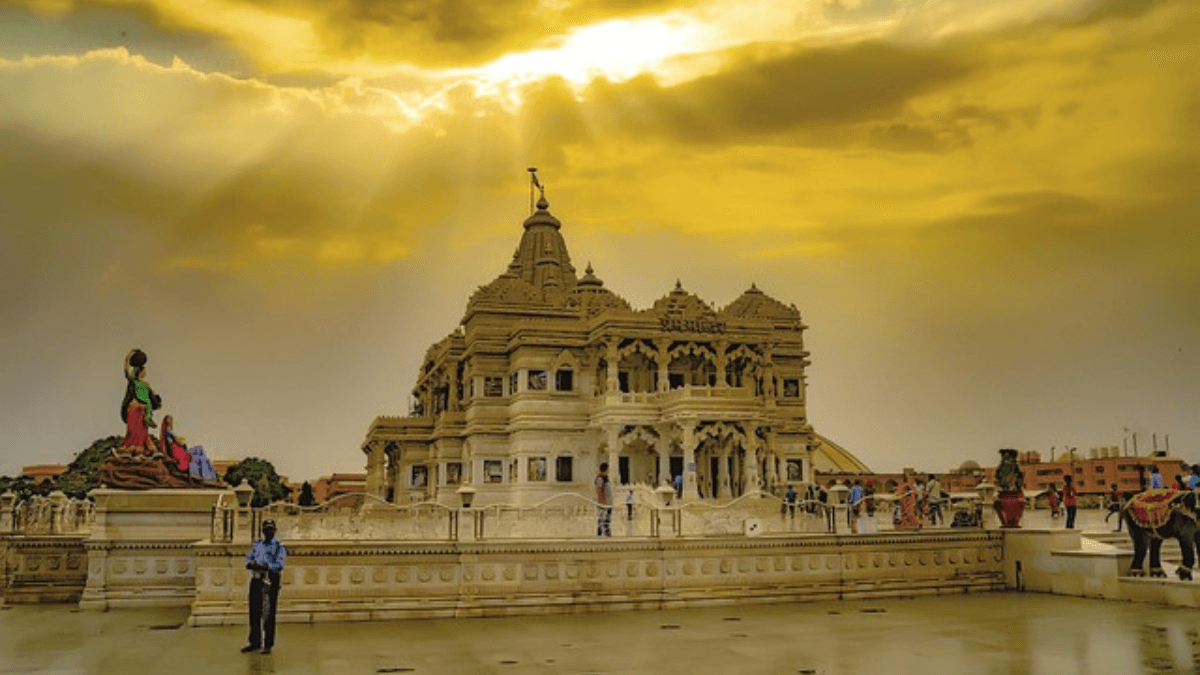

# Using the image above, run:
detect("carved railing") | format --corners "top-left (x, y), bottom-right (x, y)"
top-left (208, 489), bottom-right (985, 544)
top-left (0, 493), bottom-right (95, 536)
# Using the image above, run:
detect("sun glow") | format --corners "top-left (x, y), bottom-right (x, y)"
top-left (463, 15), bottom-right (707, 90)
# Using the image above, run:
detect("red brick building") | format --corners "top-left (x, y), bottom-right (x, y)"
top-left (311, 473), bottom-right (368, 503)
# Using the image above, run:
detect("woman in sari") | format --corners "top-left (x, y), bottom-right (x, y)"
top-left (120, 349), bottom-right (160, 456)
top-left (159, 415), bottom-right (191, 472)
top-left (895, 476), bottom-right (921, 530)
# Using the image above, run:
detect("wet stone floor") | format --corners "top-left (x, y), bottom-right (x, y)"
top-left (1, 593), bottom-right (1198, 675)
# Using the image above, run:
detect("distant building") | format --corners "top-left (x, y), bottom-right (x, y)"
top-left (816, 447), bottom-right (1188, 501)
top-left (210, 459), bottom-right (238, 482)
top-left (1001, 448), bottom-right (1186, 496)
top-left (19, 464), bottom-right (69, 484)
top-left (311, 473), bottom-right (368, 503)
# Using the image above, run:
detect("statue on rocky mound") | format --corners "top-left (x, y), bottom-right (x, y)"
top-left (100, 349), bottom-right (223, 490)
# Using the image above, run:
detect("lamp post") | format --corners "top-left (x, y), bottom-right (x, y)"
top-left (233, 479), bottom-right (255, 543)
top-left (456, 486), bottom-right (477, 542)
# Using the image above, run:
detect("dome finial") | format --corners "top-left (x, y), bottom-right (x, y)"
top-left (527, 167), bottom-right (548, 214)
top-left (585, 262), bottom-right (594, 275)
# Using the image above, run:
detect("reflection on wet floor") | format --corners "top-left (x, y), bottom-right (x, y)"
top-left (1, 593), bottom-right (1198, 675)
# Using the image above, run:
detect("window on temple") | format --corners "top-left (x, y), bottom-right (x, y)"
top-left (782, 379), bottom-right (800, 397)
top-left (446, 462), bottom-right (462, 485)
top-left (618, 371), bottom-right (630, 393)
top-left (484, 460), bottom-right (503, 483)
top-left (786, 459), bottom-right (803, 482)
top-left (668, 373), bottom-right (684, 389)
top-left (528, 457), bottom-right (548, 481)
top-left (509, 372), bottom-right (519, 395)
top-left (556, 456), bottom-right (574, 482)
top-left (555, 369), bottom-right (574, 391)
top-left (528, 370), bottom-right (548, 391)
top-left (484, 377), bottom-right (503, 397)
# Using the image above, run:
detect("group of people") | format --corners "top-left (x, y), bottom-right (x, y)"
top-left (1049, 463), bottom-right (1200, 532)
top-left (775, 474), bottom-right (947, 532)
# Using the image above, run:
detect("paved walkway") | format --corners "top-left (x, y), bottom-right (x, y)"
top-left (2, 593), bottom-right (1198, 675)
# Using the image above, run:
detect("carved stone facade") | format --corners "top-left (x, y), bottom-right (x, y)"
top-left (364, 195), bottom-right (867, 506)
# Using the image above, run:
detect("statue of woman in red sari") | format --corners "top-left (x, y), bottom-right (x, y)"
top-left (120, 349), bottom-right (161, 456)
top-left (159, 415), bottom-right (192, 472)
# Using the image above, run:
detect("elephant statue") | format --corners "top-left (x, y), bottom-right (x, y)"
top-left (1122, 488), bottom-right (1199, 580)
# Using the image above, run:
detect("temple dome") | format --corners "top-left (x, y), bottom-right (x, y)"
top-left (466, 271), bottom-right (549, 310)
top-left (720, 283), bottom-right (801, 322)
top-left (567, 263), bottom-right (632, 316)
top-left (651, 280), bottom-right (718, 319)
top-left (810, 433), bottom-right (873, 474)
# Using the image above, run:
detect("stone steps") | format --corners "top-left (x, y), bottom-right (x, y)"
top-left (1084, 531), bottom-right (1185, 566)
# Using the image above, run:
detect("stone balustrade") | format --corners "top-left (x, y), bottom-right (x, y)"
top-left (189, 530), bottom-right (1005, 626)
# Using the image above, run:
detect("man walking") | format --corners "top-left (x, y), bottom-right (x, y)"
top-left (926, 474), bottom-right (942, 526)
top-left (243, 519), bottom-right (286, 655)
top-left (1107, 483), bottom-right (1123, 532)
top-left (1189, 465), bottom-right (1200, 490)
top-left (595, 462), bottom-right (613, 537)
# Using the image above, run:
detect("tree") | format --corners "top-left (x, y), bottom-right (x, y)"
top-left (223, 457), bottom-right (291, 507)
top-left (1, 475), bottom-right (52, 500)
top-left (56, 436), bottom-right (123, 499)
top-left (298, 481), bottom-right (317, 507)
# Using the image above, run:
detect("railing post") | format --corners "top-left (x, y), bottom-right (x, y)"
top-left (0, 491), bottom-right (15, 534)
top-left (48, 491), bottom-right (68, 535)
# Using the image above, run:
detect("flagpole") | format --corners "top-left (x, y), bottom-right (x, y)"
top-left (527, 167), bottom-right (538, 215)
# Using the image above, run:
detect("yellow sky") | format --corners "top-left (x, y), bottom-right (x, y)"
top-left (1, 0), bottom-right (1198, 480)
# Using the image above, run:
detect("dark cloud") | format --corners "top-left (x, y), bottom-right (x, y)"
top-left (867, 122), bottom-right (968, 153)
top-left (1071, 0), bottom-right (1160, 25)
top-left (576, 41), bottom-right (977, 145)
top-left (1056, 101), bottom-right (1081, 116)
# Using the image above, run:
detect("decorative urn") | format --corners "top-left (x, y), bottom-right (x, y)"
top-left (992, 448), bottom-right (1026, 528)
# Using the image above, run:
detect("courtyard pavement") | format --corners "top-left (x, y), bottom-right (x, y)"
top-left (2, 593), bottom-right (1199, 675)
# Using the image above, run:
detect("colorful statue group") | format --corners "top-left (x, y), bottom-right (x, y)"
top-left (101, 349), bottom-right (221, 489)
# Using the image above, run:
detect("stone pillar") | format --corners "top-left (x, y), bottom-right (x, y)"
top-left (681, 421), bottom-right (698, 501)
top-left (761, 343), bottom-right (776, 399)
top-left (717, 442), bottom-right (731, 500)
top-left (656, 340), bottom-right (670, 392)
top-left (606, 340), bottom-right (620, 394)
top-left (606, 425), bottom-right (622, 488)
top-left (715, 340), bottom-right (729, 388)
top-left (364, 441), bottom-right (388, 500)
top-left (449, 365), bottom-right (461, 412)
top-left (743, 425), bottom-right (761, 493)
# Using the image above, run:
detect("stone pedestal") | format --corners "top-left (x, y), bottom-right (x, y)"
top-left (80, 488), bottom-right (229, 610)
